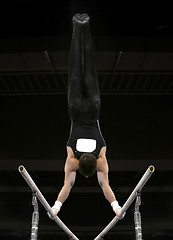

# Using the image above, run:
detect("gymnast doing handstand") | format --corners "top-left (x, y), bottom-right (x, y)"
top-left (50, 13), bottom-right (123, 219)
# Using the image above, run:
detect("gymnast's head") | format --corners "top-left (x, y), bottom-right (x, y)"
top-left (78, 153), bottom-right (97, 177)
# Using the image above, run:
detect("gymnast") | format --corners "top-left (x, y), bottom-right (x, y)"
top-left (50, 13), bottom-right (123, 219)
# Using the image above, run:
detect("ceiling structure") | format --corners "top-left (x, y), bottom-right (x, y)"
top-left (0, 2), bottom-right (173, 240)
top-left (0, 50), bottom-right (173, 96)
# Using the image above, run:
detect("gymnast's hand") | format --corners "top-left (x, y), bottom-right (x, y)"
top-left (114, 208), bottom-right (126, 219)
top-left (47, 208), bottom-right (59, 219)
top-left (47, 200), bottom-right (62, 220)
top-left (111, 200), bottom-right (126, 219)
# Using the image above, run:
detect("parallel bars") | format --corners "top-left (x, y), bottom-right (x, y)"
top-left (19, 165), bottom-right (155, 240)
top-left (18, 165), bottom-right (79, 240)
top-left (94, 165), bottom-right (155, 240)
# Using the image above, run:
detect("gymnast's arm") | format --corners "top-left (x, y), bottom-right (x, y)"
top-left (58, 159), bottom-right (76, 203)
top-left (51, 147), bottom-right (78, 217)
top-left (97, 147), bottom-right (122, 217)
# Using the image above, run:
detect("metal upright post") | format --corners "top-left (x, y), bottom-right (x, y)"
top-left (134, 192), bottom-right (142, 240)
top-left (30, 192), bottom-right (39, 240)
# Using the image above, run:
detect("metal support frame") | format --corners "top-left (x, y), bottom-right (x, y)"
top-left (31, 192), bottom-right (39, 240)
top-left (18, 165), bottom-right (79, 240)
top-left (134, 192), bottom-right (142, 240)
top-left (94, 165), bottom-right (155, 240)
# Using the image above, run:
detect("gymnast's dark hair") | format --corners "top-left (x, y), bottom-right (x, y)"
top-left (79, 153), bottom-right (97, 177)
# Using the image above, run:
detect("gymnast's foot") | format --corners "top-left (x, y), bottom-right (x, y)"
top-left (72, 13), bottom-right (83, 24)
top-left (81, 13), bottom-right (90, 23)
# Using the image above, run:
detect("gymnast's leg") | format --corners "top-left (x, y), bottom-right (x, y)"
top-left (68, 14), bottom-right (83, 117)
top-left (82, 14), bottom-right (100, 117)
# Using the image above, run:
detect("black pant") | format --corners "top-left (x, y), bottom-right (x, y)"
top-left (68, 21), bottom-right (100, 121)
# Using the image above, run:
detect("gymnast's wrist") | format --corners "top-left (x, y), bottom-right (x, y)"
top-left (52, 200), bottom-right (62, 212)
top-left (111, 200), bottom-right (121, 211)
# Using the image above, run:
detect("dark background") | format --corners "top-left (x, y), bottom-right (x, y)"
top-left (0, 1), bottom-right (173, 240)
